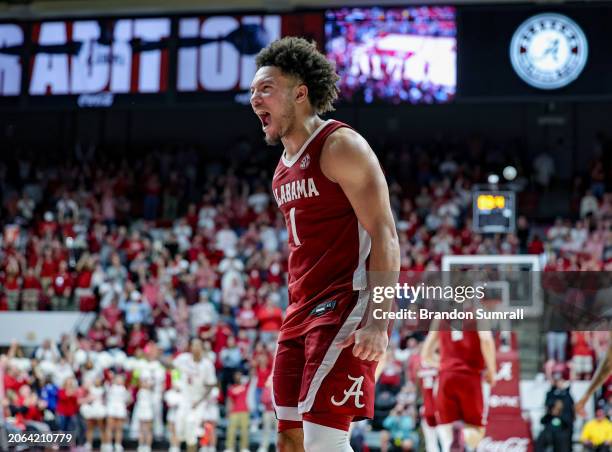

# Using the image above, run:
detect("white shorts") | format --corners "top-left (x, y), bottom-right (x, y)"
top-left (133, 403), bottom-right (154, 422)
top-left (202, 404), bottom-right (219, 423)
top-left (174, 403), bottom-right (204, 444)
top-left (81, 403), bottom-right (106, 420)
top-left (106, 402), bottom-right (127, 419)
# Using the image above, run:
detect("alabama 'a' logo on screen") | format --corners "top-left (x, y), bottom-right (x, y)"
top-left (510, 13), bottom-right (588, 90)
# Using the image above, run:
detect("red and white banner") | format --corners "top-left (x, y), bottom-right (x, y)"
top-left (176, 15), bottom-right (281, 92)
top-left (0, 23), bottom-right (23, 96)
top-left (27, 18), bottom-right (171, 95)
top-left (479, 332), bottom-right (533, 452)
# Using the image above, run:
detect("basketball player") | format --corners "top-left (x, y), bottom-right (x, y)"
top-left (416, 354), bottom-right (440, 452)
top-left (575, 331), bottom-right (612, 417)
top-left (421, 320), bottom-right (496, 452)
top-left (172, 338), bottom-right (217, 452)
top-left (250, 37), bottom-right (400, 451)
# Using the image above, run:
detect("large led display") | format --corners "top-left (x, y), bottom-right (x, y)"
top-left (325, 6), bottom-right (456, 104)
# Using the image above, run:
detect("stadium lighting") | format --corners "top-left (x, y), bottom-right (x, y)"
top-left (503, 166), bottom-right (518, 181)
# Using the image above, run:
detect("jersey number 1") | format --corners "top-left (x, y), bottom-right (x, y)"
top-left (289, 207), bottom-right (301, 246)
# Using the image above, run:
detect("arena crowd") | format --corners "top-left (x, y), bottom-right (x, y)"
top-left (0, 137), bottom-right (610, 450)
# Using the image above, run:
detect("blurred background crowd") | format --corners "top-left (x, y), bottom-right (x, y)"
top-left (0, 132), bottom-right (610, 450)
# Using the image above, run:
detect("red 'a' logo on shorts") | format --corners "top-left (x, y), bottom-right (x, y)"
top-left (330, 375), bottom-right (365, 408)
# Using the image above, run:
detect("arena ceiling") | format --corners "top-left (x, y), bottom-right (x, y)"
top-left (0, 0), bottom-right (608, 19)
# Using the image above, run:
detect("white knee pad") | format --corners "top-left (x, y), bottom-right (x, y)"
top-left (303, 421), bottom-right (353, 452)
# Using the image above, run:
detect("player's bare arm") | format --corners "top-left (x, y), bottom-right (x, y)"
top-left (576, 330), bottom-right (612, 416)
top-left (478, 330), bottom-right (497, 387)
top-left (421, 328), bottom-right (440, 368)
top-left (322, 128), bottom-right (400, 361)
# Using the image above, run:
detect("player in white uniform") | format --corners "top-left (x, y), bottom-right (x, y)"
top-left (105, 374), bottom-right (132, 452)
top-left (200, 385), bottom-right (220, 452)
top-left (143, 344), bottom-right (167, 438)
top-left (172, 338), bottom-right (218, 452)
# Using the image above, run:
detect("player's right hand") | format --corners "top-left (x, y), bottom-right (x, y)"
top-left (338, 324), bottom-right (388, 362)
top-left (485, 368), bottom-right (496, 387)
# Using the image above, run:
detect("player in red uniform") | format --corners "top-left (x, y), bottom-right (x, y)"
top-left (416, 354), bottom-right (441, 452)
top-left (250, 37), bottom-right (400, 451)
top-left (422, 320), bottom-right (496, 452)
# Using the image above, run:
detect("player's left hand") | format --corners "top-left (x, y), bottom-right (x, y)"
top-left (575, 398), bottom-right (588, 418)
top-left (338, 324), bottom-right (388, 361)
top-left (484, 368), bottom-right (496, 387)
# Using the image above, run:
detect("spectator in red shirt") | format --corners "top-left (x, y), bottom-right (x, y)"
top-left (39, 248), bottom-right (57, 287)
top-left (528, 234), bottom-right (545, 255)
top-left (56, 377), bottom-right (79, 431)
top-left (11, 385), bottom-right (49, 433)
top-left (75, 254), bottom-right (96, 311)
top-left (236, 299), bottom-right (258, 340)
top-left (38, 211), bottom-right (58, 238)
top-left (3, 362), bottom-right (29, 395)
top-left (52, 260), bottom-right (73, 310)
top-left (266, 260), bottom-right (283, 286)
top-left (87, 318), bottom-right (109, 350)
top-left (101, 296), bottom-right (123, 330)
top-left (226, 371), bottom-right (250, 452)
top-left (3, 256), bottom-right (22, 303)
top-left (253, 353), bottom-right (272, 423)
top-left (105, 320), bottom-right (126, 350)
top-left (126, 323), bottom-right (149, 356)
top-left (257, 296), bottom-right (283, 344)
top-left (21, 267), bottom-right (42, 311)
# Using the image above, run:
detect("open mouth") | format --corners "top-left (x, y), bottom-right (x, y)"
top-left (257, 112), bottom-right (271, 130)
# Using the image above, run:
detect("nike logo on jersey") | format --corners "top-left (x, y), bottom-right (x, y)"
top-left (273, 177), bottom-right (320, 207)
top-left (310, 300), bottom-right (336, 317)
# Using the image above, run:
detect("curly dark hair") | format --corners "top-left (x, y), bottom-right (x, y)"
top-left (255, 37), bottom-right (340, 114)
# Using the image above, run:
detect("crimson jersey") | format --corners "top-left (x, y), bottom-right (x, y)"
top-left (439, 330), bottom-right (485, 375)
top-left (272, 120), bottom-right (371, 341)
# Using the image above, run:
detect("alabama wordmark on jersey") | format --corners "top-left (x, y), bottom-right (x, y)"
top-left (273, 177), bottom-right (320, 206)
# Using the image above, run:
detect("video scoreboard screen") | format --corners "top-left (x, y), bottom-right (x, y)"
top-left (325, 6), bottom-right (456, 105)
top-left (472, 190), bottom-right (516, 234)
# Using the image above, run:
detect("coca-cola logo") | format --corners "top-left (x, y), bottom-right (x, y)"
top-left (478, 437), bottom-right (529, 452)
top-left (489, 395), bottom-right (519, 408)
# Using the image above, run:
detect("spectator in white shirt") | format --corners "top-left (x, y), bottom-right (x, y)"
top-left (190, 292), bottom-right (218, 336)
top-left (34, 339), bottom-right (61, 364)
